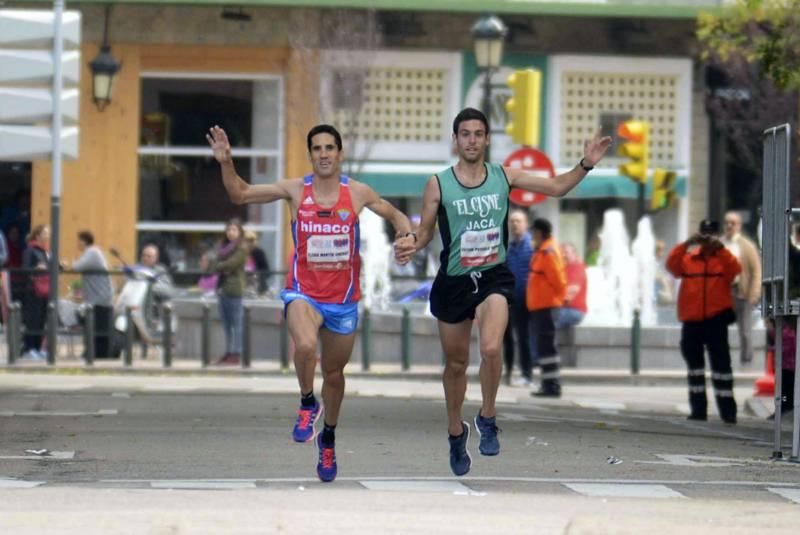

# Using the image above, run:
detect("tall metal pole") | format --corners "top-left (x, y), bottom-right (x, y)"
top-left (482, 68), bottom-right (492, 163)
top-left (48, 0), bottom-right (65, 363)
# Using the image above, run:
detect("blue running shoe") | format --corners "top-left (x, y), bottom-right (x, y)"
top-left (448, 421), bottom-right (472, 476)
top-left (316, 433), bottom-right (337, 482)
top-left (292, 401), bottom-right (320, 443)
top-left (474, 412), bottom-right (500, 456)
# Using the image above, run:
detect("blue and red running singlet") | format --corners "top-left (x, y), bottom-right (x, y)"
top-left (289, 175), bottom-right (361, 304)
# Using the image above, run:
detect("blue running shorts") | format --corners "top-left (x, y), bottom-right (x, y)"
top-left (280, 290), bottom-right (359, 335)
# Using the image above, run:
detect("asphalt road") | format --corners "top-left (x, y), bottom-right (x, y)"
top-left (1, 383), bottom-right (800, 533)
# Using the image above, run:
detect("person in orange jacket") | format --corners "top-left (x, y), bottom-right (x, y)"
top-left (526, 218), bottom-right (567, 397)
top-left (666, 219), bottom-right (741, 424)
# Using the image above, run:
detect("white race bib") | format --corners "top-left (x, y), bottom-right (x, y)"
top-left (460, 228), bottom-right (501, 267)
top-left (307, 234), bottom-right (351, 271)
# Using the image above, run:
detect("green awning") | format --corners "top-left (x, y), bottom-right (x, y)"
top-left (11, 0), bottom-right (722, 19)
top-left (357, 171), bottom-right (688, 199)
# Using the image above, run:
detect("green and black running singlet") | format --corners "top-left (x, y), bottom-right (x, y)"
top-left (436, 162), bottom-right (510, 277)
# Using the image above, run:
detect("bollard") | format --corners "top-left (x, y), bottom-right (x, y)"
top-left (401, 307), bottom-right (411, 371)
top-left (201, 302), bottom-right (211, 368)
top-left (47, 301), bottom-right (57, 365)
top-left (242, 305), bottom-right (251, 369)
top-left (792, 314), bottom-right (800, 461)
top-left (361, 308), bottom-right (371, 371)
top-left (279, 314), bottom-right (289, 370)
top-left (630, 309), bottom-right (641, 375)
top-left (773, 315), bottom-right (784, 459)
top-left (84, 305), bottom-right (95, 365)
top-left (162, 303), bottom-right (173, 368)
top-left (124, 307), bottom-right (134, 367)
top-left (7, 302), bottom-right (21, 364)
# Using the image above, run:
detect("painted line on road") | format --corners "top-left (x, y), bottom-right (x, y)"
top-left (150, 480), bottom-right (257, 490)
top-left (32, 383), bottom-right (92, 391)
top-left (0, 451), bottom-right (75, 460)
top-left (573, 399), bottom-right (626, 411)
top-left (0, 478), bottom-right (45, 488)
top-left (564, 483), bottom-right (685, 499)
top-left (767, 487), bottom-right (800, 505)
top-left (140, 385), bottom-right (199, 392)
top-left (360, 480), bottom-right (473, 493)
top-left (0, 410), bottom-right (117, 417)
top-left (635, 454), bottom-right (780, 468)
top-left (99, 476), bottom-right (800, 488)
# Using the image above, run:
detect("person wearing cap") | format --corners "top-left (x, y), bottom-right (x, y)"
top-left (666, 220), bottom-right (741, 424)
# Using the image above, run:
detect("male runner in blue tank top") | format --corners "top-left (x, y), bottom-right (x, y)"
top-left (395, 108), bottom-right (611, 476)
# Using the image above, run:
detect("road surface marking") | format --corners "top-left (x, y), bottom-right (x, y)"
top-left (360, 480), bottom-right (472, 493)
top-left (565, 483), bottom-right (685, 499)
top-left (0, 451), bottom-right (75, 460)
top-left (636, 454), bottom-right (777, 468)
top-left (767, 487), bottom-right (800, 504)
top-left (0, 478), bottom-right (45, 488)
top-left (0, 410), bottom-right (117, 417)
top-left (150, 480), bottom-right (257, 490)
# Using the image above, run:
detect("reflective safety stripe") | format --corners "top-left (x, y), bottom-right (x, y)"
top-left (540, 372), bottom-right (561, 380)
top-left (715, 390), bottom-right (735, 397)
top-left (689, 385), bottom-right (707, 393)
top-left (711, 373), bottom-right (734, 381)
top-left (688, 369), bottom-right (705, 377)
top-left (538, 356), bottom-right (561, 366)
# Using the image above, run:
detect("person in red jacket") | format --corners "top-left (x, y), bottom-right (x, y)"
top-left (526, 218), bottom-right (567, 397)
top-left (666, 219), bottom-right (741, 424)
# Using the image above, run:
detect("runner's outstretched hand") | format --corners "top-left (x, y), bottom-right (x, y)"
top-left (582, 129), bottom-right (613, 166)
top-left (206, 126), bottom-right (232, 164)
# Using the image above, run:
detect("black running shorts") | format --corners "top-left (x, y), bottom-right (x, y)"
top-left (430, 264), bottom-right (515, 324)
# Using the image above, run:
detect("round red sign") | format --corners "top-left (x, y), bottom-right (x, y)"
top-left (503, 147), bottom-right (555, 206)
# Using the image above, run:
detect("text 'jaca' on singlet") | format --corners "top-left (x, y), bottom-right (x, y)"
top-left (291, 175), bottom-right (361, 303)
top-left (436, 162), bottom-right (510, 277)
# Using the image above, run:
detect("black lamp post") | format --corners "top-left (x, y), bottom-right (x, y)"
top-left (89, 6), bottom-right (121, 111)
top-left (471, 14), bottom-right (507, 162)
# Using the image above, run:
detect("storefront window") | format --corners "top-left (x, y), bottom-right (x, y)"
top-left (138, 74), bottom-right (283, 279)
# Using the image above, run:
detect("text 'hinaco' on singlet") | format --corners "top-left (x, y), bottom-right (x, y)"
top-left (290, 175), bottom-right (361, 303)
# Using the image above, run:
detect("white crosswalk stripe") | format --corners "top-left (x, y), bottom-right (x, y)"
top-left (767, 487), bottom-right (800, 504)
top-left (565, 483), bottom-right (685, 499)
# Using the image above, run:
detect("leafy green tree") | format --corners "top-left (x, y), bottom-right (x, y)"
top-left (697, 0), bottom-right (800, 91)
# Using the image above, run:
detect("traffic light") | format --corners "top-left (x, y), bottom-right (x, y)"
top-left (505, 69), bottom-right (541, 147)
top-left (650, 167), bottom-right (677, 211)
top-left (617, 120), bottom-right (649, 184)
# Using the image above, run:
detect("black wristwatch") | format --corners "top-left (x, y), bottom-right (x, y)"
top-left (579, 158), bottom-right (594, 172)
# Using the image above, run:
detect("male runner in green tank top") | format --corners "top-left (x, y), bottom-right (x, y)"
top-left (395, 108), bottom-right (611, 476)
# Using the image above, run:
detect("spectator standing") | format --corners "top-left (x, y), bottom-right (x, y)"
top-left (557, 242), bottom-right (587, 329)
top-left (666, 219), bottom-right (741, 424)
top-left (244, 230), bottom-right (270, 296)
top-left (21, 225), bottom-right (50, 360)
top-left (70, 231), bottom-right (114, 358)
top-left (722, 211), bottom-right (762, 365)
top-left (0, 229), bottom-right (7, 268)
top-left (210, 218), bottom-right (247, 365)
top-left (503, 209), bottom-right (534, 386)
top-left (526, 218), bottom-right (567, 397)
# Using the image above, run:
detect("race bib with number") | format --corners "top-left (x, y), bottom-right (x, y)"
top-left (307, 234), bottom-right (351, 270)
top-left (459, 228), bottom-right (501, 267)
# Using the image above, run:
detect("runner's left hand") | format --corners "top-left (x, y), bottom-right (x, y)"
top-left (583, 129), bottom-right (613, 167)
top-left (393, 236), bottom-right (416, 265)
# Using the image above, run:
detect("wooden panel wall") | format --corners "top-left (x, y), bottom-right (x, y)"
top-left (32, 42), bottom-right (141, 268)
